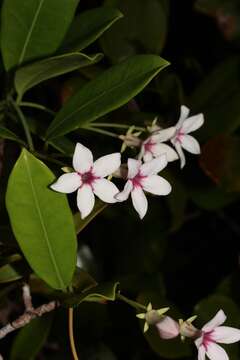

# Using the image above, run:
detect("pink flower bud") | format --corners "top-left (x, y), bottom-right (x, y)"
top-left (156, 316), bottom-right (180, 339)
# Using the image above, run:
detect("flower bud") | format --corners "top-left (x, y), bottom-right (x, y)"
top-left (179, 320), bottom-right (200, 339)
top-left (156, 316), bottom-right (180, 339)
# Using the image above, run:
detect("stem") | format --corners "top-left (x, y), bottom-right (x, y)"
top-left (68, 308), bottom-right (79, 360)
top-left (11, 100), bottom-right (34, 151)
top-left (33, 152), bottom-right (67, 167)
top-left (84, 126), bottom-right (119, 139)
top-left (117, 293), bottom-right (147, 311)
top-left (19, 102), bottom-right (56, 116)
top-left (91, 123), bottom-right (145, 131)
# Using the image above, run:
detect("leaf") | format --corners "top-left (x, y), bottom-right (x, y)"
top-left (0, 125), bottom-right (25, 145)
top-left (10, 314), bottom-right (53, 360)
top-left (1, 0), bottom-right (79, 70)
top-left (0, 264), bottom-right (22, 283)
top-left (101, 0), bottom-right (169, 63)
top-left (46, 55), bottom-right (169, 139)
top-left (6, 149), bottom-right (77, 290)
top-left (15, 52), bottom-right (103, 99)
top-left (64, 281), bottom-right (119, 307)
top-left (60, 7), bottom-right (123, 52)
top-left (74, 200), bottom-right (108, 234)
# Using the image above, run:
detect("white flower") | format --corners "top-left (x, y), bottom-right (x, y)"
top-left (51, 143), bottom-right (121, 219)
top-left (195, 310), bottom-right (240, 360)
top-left (139, 128), bottom-right (178, 163)
top-left (170, 105), bottom-right (204, 168)
top-left (115, 155), bottom-right (172, 219)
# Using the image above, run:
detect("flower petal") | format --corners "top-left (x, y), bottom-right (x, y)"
top-left (143, 151), bottom-right (153, 162)
top-left (141, 155), bottom-right (167, 176)
top-left (198, 345), bottom-right (206, 360)
top-left (73, 143), bottom-right (93, 173)
top-left (212, 326), bottom-right (240, 344)
top-left (131, 187), bottom-right (148, 219)
top-left (181, 113), bottom-right (204, 134)
top-left (77, 185), bottom-right (95, 219)
top-left (156, 316), bottom-right (180, 339)
top-left (152, 143), bottom-right (178, 162)
top-left (93, 178), bottom-right (119, 203)
top-left (142, 175), bottom-right (172, 195)
top-left (93, 153), bottom-right (121, 177)
top-left (176, 105), bottom-right (190, 129)
top-left (151, 127), bottom-right (176, 142)
top-left (50, 173), bottom-right (80, 193)
top-left (181, 134), bottom-right (201, 154)
top-left (202, 310), bottom-right (227, 332)
top-left (128, 158), bottom-right (141, 178)
top-left (206, 343), bottom-right (229, 360)
top-left (174, 142), bottom-right (186, 168)
top-left (115, 180), bottom-right (133, 201)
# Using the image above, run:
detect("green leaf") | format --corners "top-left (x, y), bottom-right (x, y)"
top-left (1, 0), bottom-right (79, 70)
top-left (101, 0), bottom-right (169, 63)
top-left (10, 315), bottom-right (53, 360)
top-left (74, 200), bottom-right (108, 234)
top-left (0, 264), bottom-right (22, 283)
top-left (15, 52), bottom-right (103, 99)
top-left (64, 281), bottom-right (119, 307)
top-left (46, 55), bottom-right (169, 139)
top-left (60, 7), bottom-right (123, 52)
top-left (6, 149), bottom-right (77, 290)
top-left (0, 125), bottom-right (25, 145)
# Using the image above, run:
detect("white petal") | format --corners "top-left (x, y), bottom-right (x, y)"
top-left (195, 336), bottom-right (204, 349)
top-left (198, 345), bottom-right (206, 360)
top-left (93, 153), bottom-right (121, 177)
top-left (131, 187), bottom-right (148, 219)
top-left (143, 151), bottom-right (153, 162)
top-left (181, 113), bottom-right (204, 134)
top-left (152, 143), bottom-right (178, 162)
top-left (151, 127), bottom-right (176, 142)
top-left (128, 158), bottom-right (141, 178)
top-left (212, 326), bottom-right (240, 344)
top-left (181, 134), bottom-right (201, 154)
top-left (115, 180), bottom-right (133, 201)
top-left (174, 142), bottom-right (186, 169)
top-left (50, 173), bottom-right (80, 193)
top-left (93, 178), bottom-right (119, 203)
top-left (73, 143), bottom-right (93, 173)
top-left (206, 343), bottom-right (229, 360)
top-left (77, 185), bottom-right (95, 219)
top-left (140, 155), bottom-right (167, 176)
top-left (142, 175), bottom-right (172, 195)
top-left (203, 310), bottom-right (227, 332)
top-left (176, 105), bottom-right (190, 129)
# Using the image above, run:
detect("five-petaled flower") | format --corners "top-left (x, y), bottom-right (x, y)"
top-left (170, 105), bottom-right (204, 168)
top-left (115, 155), bottom-right (172, 219)
top-left (51, 143), bottom-right (121, 219)
top-left (195, 309), bottom-right (240, 360)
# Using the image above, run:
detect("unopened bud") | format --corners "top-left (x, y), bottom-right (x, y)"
top-left (179, 317), bottom-right (200, 339)
top-left (156, 316), bottom-right (180, 339)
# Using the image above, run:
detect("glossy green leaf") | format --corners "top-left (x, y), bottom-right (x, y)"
top-left (74, 200), bottom-right (108, 234)
top-left (60, 7), bottom-right (123, 52)
top-left (101, 0), bottom-right (169, 63)
top-left (15, 52), bottom-right (103, 99)
top-left (1, 0), bottom-right (79, 70)
top-left (46, 55), bottom-right (169, 139)
top-left (0, 125), bottom-right (25, 145)
top-left (64, 281), bottom-right (119, 307)
top-left (6, 149), bottom-right (77, 290)
top-left (10, 315), bottom-right (53, 360)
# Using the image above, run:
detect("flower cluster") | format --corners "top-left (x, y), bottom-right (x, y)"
top-left (137, 306), bottom-right (240, 360)
top-left (51, 105), bottom-right (204, 219)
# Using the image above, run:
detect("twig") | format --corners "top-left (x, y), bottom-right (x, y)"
top-left (22, 283), bottom-right (34, 312)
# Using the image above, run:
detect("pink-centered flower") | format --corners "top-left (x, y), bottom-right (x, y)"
top-left (115, 155), bottom-right (171, 219)
top-left (51, 143), bottom-right (121, 219)
top-left (195, 310), bottom-right (240, 360)
top-left (139, 127), bottom-right (178, 163)
top-left (170, 105), bottom-right (204, 168)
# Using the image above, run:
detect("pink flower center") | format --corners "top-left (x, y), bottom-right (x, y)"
top-left (130, 172), bottom-right (147, 188)
top-left (144, 139), bottom-right (155, 154)
top-left (78, 170), bottom-right (99, 187)
top-left (202, 331), bottom-right (214, 350)
top-left (175, 130), bottom-right (184, 143)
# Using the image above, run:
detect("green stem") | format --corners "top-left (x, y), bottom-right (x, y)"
top-left (91, 123), bottom-right (145, 131)
top-left (11, 100), bottom-right (34, 151)
top-left (33, 152), bottom-right (67, 167)
top-left (117, 293), bottom-right (147, 311)
top-left (19, 102), bottom-right (56, 116)
top-left (84, 126), bottom-right (119, 139)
